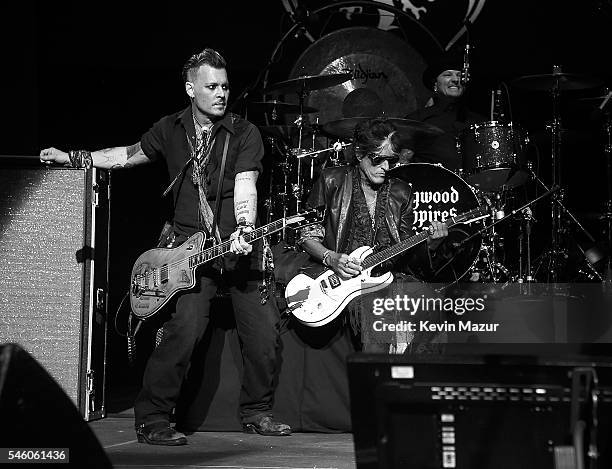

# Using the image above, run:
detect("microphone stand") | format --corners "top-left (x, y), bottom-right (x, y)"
top-left (460, 19), bottom-right (471, 87)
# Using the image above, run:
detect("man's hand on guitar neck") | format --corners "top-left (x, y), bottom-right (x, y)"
top-left (229, 224), bottom-right (254, 255)
top-left (326, 251), bottom-right (363, 280)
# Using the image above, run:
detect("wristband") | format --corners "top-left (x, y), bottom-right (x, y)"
top-left (236, 220), bottom-right (255, 237)
top-left (322, 249), bottom-right (332, 267)
top-left (68, 150), bottom-right (92, 169)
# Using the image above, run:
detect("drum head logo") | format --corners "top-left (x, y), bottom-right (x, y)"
top-left (413, 186), bottom-right (460, 229)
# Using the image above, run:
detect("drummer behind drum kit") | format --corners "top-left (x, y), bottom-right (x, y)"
top-left (252, 65), bottom-right (610, 285)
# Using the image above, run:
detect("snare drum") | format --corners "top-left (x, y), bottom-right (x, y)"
top-left (388, 162), bottom-right (483, 284)
top-left (458, 120), bottom-right (529, 191)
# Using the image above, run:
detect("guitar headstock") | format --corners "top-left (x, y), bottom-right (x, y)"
top-left (286, 206), bottom-right (325, 228)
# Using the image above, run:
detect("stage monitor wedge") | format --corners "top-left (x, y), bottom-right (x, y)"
top-left (348, 353), bottom-right (612, 469)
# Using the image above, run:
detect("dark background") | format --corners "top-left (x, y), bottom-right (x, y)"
top-left (2, 0), bottom-right (612, 408)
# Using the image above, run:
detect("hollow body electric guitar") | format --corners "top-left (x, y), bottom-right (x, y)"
top-left (285, 207), bottom-right (488, 327)
top-left (130, 208), bottom-right (322, 320)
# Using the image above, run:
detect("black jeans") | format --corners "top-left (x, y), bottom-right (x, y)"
top-left (134, 259), bottom-right (281, 428)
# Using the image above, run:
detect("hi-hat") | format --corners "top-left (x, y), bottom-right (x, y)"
top-left (511, 73), bottom-right (603, 91)
top-left (265, 73), bottom-right (352, 95)
top-left (320, 117), bottom-right (443, 145)
top-left (249, 100), bottom-right (318, 114)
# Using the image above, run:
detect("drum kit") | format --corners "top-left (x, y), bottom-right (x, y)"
top-left (253, 66), bottom-right (611, 285)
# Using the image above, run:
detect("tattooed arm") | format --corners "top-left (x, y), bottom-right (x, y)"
top-left (229, 170), bottom-right (259, 255)
top-left (39, 142), bottom-right (151, 169)
top-left (233, 170), bottom-right (258, 226)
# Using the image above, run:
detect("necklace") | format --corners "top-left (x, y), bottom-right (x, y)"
top-left (192, 110), bottom-right (212, 131)
top-left (360, 179), bottom-right (378, 235)
top-left (192, 112), bottom-right (214, 162)
top-left (361, 180), bottom-right (378, 217)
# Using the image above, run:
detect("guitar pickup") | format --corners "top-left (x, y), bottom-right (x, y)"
top-left (141, 290), bottom-right (167, 298)
top-left (328, 274), bottom-right (341, 289)
top-left (320, 279), bottom-right (328, 290)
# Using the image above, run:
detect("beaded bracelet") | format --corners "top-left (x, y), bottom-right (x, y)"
top-left (68, 150), bottom-right (93, 169)
top-left (322, 249), bottom-right (332, 267)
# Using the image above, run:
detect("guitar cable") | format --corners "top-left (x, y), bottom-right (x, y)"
top-left (112, 289), bottom-right (142, 367)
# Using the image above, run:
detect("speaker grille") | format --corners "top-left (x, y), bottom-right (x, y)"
top-left (0, 166), bottom-right (99, 411)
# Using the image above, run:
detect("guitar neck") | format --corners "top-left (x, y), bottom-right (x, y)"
top-left (189, 218), bottom-right (285, 268)
top-left (361, 214), bottom-right (467, 270)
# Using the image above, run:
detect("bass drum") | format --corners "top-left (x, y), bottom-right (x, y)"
top-left (388, 162), bottom-right (483, 284)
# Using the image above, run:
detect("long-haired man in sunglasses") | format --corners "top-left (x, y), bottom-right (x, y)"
top-left (297, 117), bottom-right (448, 352)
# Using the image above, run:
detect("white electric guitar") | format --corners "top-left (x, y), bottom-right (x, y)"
top-left (285, 207), bottom-right (488, 327)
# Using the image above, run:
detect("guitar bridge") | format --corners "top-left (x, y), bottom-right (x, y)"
top-left (132, 266), bottom-right (165, 297)
top-left (131, 279), bottom-right (166, 299)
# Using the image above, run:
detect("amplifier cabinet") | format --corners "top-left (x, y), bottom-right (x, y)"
top-left (0, 161), bottom-right (109, 421)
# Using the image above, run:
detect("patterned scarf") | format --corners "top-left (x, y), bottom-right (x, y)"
top-left (188, 121), bottom-right (220, 242)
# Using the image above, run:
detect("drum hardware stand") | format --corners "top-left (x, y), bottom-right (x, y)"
top-left (528, 166), bottom-right (603, 282)
top-left (470, 188), bottom-right (512, 282)
top-left (603, 111), bottom-right (612, 283)
top-left (596, 99), bottom-right (612, 283)
top-left (291, 83), bottom-right (311, 214)
top-left (263, 133), bottom-right (294, 242)
top-left (435, 185), bottom-right (561, 280)
top-left (473, 194), bottom-right (510, 282)
top-left (331, 140), bottom-right (350, 166)
top-left (537, 65), bottom-right (572, 282)
top-left (517, 206), bottom-right (536, 283)
top-left (292, 142), bottom-right (352, 161)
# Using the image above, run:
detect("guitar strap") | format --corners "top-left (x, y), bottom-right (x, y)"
top-left (159, 126), bottom-right (231, 245)
top-left (161, 156), bottom-right (193, 199)
top-left (210, 130), bottom-right (231, 244)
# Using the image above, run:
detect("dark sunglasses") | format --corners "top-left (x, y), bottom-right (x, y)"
top-left (367, 153), bottom-right (400, 167)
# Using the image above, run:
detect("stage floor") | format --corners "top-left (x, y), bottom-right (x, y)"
top-left (90, 414), bottom-right (356, 469)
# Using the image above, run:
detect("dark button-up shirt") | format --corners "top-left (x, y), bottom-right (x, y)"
top-left (140, 106), bottom-right (263, 239)
top-left (407, 96), bottom-right (486, 171)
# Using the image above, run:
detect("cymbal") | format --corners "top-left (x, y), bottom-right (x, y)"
top-left (582, 211), bottom-right (612, 221)
top-left (249, 100), bottom-right (318, 114)
top-left (511, 73), bottom-right (604, 91)
top-left (265, 73), bottom-right (352, 95)
top-left (286, 27), bottom-right (430, 124)
top-left (320, 117), bottom-right (444, 145)
top-left (577, 93), bottom-right (612, 102)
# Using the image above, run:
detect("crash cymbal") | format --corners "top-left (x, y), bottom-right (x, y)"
top-left (249, 100), bottom-right (318, 114)
top-left (265, 73), bottom-right (352, 95)
top-left (320, 117), bottom-right (443, 145)
top-left (511, 73), bottom-right (604, 91)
